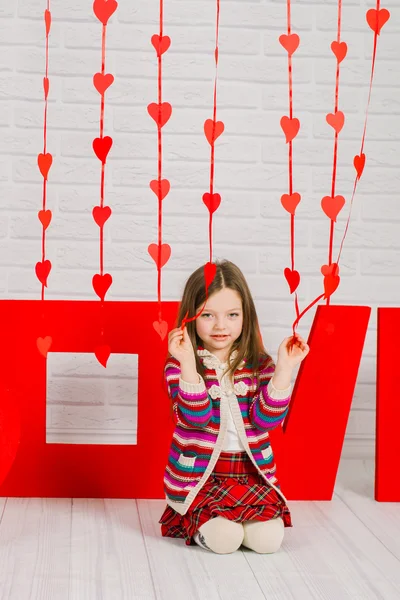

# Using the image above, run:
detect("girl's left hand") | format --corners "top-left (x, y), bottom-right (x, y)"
top-left (277, 334), bottom-right (310, 369)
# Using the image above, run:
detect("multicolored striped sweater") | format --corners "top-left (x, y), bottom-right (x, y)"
top-left (163, 345), bottom-right (292, 515)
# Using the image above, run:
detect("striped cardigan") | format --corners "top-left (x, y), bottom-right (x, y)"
top-left (163, 346), bottom-right (292, 515)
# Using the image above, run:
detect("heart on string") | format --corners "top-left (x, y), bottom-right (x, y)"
top-left (281, 192), bottom-right (301, 215)
top-left (43, 77), bottom-right (49, 99)
top-left (204, 119), bottom-right (225, 146)
top-left (204, 261), bottom-right (217, 290)
top-left (354, 153), bottom-right (366, 179)
top-left (202, 192), bottom-right (221, 215)
top-left (93, 206), bottom-right (112, 227)
top-left (284, 268), bottom-right (300, 294)
top-left (321, 263), bottom-right (340, 298)
top-left (321, 195), bottom-right (345, 222)
top-left (37, 153), bottom-right (53, 179)
top-left (147, 103), bottom-right (172, 128)
top-left (148, 244), bottom-right (171, 269)
top-left (151, 34), bottom-right (171, 56)
top-left (279, 33), bottom-right (300, 56)
top-left (93, 136), bottom-right (113, 163)
top-left (153, 320), bottom-right (168, 340)
top-left (366, 8), bottom-right (390, 35)
top-left (95, 344), bottom-right (111, 368)
top-left (37, 336), bottom-right (52, 358)
top-left (326, 111), bottom-right (345, 134)
top-left (38, 209), bottom-right (52, 230)
top-left (93, 0), bottom-right (118, 25)
top-left (150, 179), bottom-right (170, 201)
top-left (35, 260), bottom-right (52, 287)
top-left (331, 41), bottom-right (347, 63)
top-left (44, 9), bottom-right (51, 36)
top-left (280, 116), bottom-right (300, 144)
top-left (93, 73), bottom-right (114, 95)
top-left (92, 273), bottom-right (112, 301)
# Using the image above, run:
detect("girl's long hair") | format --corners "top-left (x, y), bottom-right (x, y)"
top-left (164, 260), bottom-right (273, 392)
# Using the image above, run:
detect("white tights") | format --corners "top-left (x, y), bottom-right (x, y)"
top-left (193, 516), bottom-right (284, 554)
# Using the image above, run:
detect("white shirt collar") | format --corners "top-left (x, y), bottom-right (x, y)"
top-left (197, 347), bottom-right (245, 370)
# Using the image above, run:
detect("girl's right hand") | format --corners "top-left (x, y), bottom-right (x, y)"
top-left (168, 327), bottom-right (196, 365)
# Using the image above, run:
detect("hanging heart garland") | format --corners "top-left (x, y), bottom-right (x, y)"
top-left (36, 4), bottom-right (53, 358)
top-left (92, 0), bottom-right (118, 365)
top-left (148, 1), bottom-right (172, 342)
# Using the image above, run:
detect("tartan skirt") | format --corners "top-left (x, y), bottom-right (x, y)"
top-left (159, 451), bottom-right (292, 545)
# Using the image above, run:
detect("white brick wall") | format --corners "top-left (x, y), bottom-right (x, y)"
top-left (1, 0), bottom-right (399, 457)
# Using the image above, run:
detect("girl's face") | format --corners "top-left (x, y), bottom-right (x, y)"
top-left (195, 288), bottom-right (243, 361)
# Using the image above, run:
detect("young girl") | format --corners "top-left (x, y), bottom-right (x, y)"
top-left (159, 260), bottom-right (309, 554)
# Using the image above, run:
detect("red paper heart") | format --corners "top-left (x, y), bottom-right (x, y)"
top-left (95, 344), bottom-right (111, 368)
top-left (150, 179), bottom-right (170, 201)
top-left (321, 195), bottom-right (345, 222)
top-left (279, 33), bottom-right (300, 56)
top-left (43, 77), bottom-right (49, 99)
top-left (93, 136), bottom-right (113, 163)
top-left (281, 192), bottom-right (301, 215)
top-left (280, 116), bottom-right (300, 143)
top-left (284, 268), bottom-right (300, 294)
top-left (204, 261), bottom-right (217, 290)
top-left (151, 34), bottom-right (171, 56)
top-left (366, 8), bottom-right (390, 35)
top-left (153, 320), bottom-right (168, 340)
top-left (322, 264), bottom-right (340, 298)
top-left (38, 209), bottom-right (52, 230)
top-left (147, 102), bottom-right (172, 128)
top-left (93, 0), bottom-right (118, 25)
top-left (321, 262), bottom-right (339, 276)
top-left (35, 260), bottom-right (52, 287)
top-left (93, 206), bottom-right (112, 227)
top-left (148, 244), bottom-right (171, 269)
top-left (326, 111), bottom-right (345, 134)
top-left (93, 72), bottom-right (114, 95)
top-left (204, 119), bottom-right (225, 145)
top-left (37, 335), bottom-right (52, 358)
top-left (92, 273), bottom-right (112, 301)
top-left (202, 192), bottom-right (221, 215)
top-left (331, 41), bottom-right (347, 63)
top-left (37, 153), bottom-right (53, 179)
top-left (44, 9), bottom-right (51, 35)
top-left (354, 153), bottom-right (366, 179)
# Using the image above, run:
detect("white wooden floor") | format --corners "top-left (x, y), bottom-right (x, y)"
top-left (0, 459), bottom-right (399, 600)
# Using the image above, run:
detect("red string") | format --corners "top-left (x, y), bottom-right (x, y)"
top-left (208, 0), bottom-right (220, 265)
top-left (157, 0), bottom-right (164, 322)
top-left (41, 0), bottom-right (50, 302)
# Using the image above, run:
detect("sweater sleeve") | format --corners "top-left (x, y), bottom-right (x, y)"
top-left (249, 358), bottom-right (292, 431)
top-left (164, 357), bottom-right (212, 429)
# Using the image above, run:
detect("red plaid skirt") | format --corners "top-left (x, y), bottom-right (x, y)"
top-left (159, 451), bottom-right (292, 545)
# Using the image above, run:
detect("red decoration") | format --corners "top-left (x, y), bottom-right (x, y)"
top-left (37, 152), bottom-right (52, 179)
top-left (93, 72), bottom-right (114, 94)
top-left (331, 40), bottom-right (347, 62)
top-left (38, 209), bottom-right (52, 230)
top-left (376, 308), bottom-right (400, 501)
top-left (326, 110), bottom-right (345, 134)
top-left (279, 33), bottom-right (300, 56)
top-left (354, 153), bottom-right (366, 179)
top-left (92, 136), bottom-right (113, 163)
top-left (321, 195), bottom-right (346, 222)
top-left (366, 8), bottom-right (390, 34)
top-left (148, 243), bottom-right (171, 269)
top-left (280, 116), bottom-right (300, 143)
top-left (94, 344), bottom-right (111, 368)
top-left (204, 119), bottom-right (225, 145)
top-left (92, 273), bottom-right (113, 301)
top-left (148, 1), bottom-right (173, 341)
top-left (92, 205), bottom-right (112, 227)
top-left (35, 259), bottom-right (52, 287)
top-left (36, 335), bottom-right (52, 358)
top-left (284, 268), bottom-right (300, 295)
top-left (147, 102), bottom-right (172, 128)
top-left (281, 192), bottom-right (301, 215)
top-left (202, 192), bottom-right (221, 215)
top-left (93, 0), bottom-right (118, 25)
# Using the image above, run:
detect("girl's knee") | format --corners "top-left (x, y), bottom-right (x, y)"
top-left (242, 517), bottom-right (284, 554)
top-left (196, 517), bottom-right (244, 554)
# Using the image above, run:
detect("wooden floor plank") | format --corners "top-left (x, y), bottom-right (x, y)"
top-left (137, 499), bottom-right (267, 600)
top-left (335, 459), bottom-right (400, 560)
top-left (69, 498), bottom-right (155, 600)
top-left (0, 498), bottom-right (71, 600)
